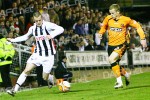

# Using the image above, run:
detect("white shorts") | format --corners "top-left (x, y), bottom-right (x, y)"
top-left (27, 53), bottom-right (54, 73)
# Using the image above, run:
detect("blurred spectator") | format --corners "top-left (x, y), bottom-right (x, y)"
top-left (48, 9), bottom-right (60, 25)
top-left (129, 29), bottom-right (140, 47)
top-left (11, 1), bottom-right (20, 17)
top-left (74, 18), bottom-right (85, 36)
top-left (13, 27), bottom-right (20, 38)
top-left (83, 17), bottom-right (89, 35)
top-left (63, 14), bottom-right (73, 30)
top-left (0, 21), bottom-right (8, 37)
top-left (0, 9), bottom-right (5, 17)
top-left (85, 39), bottom-right (95, 50)
top-left (89, 17), bottom-right (99, 35)
top-left (5, 20), bottom-right (11, 33)
top-left (13, 16), bottom-right (19, 28)
top-left (8, 15), bottom-right (14, 24)
top-left (75, 35), bottom-right (88, 51)
top-left (7, 25), bottom-right (15, 38)
top-left (69, 34), bottom-right (80, 50)
top-left (18, 15), bottom-right (25, 35)
top-left (41, 5), bottom-right (50, 22)
top-left (38, 3), bottom-right (43, 14)
top-left (25, 16), bottom-right (34, 33)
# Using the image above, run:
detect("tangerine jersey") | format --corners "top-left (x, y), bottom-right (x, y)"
top-left (99, 15), bottom-right (145, 46)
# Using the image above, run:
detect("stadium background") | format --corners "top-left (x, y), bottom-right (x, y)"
top-left (0, 0), bottom-right (150, 87)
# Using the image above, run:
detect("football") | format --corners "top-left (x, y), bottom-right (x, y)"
top-left (58, 81), bottom-right (71, 92)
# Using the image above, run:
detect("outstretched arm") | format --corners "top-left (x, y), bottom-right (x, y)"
top-left (7, 27), bottom-right (33, 42)
top-left (129, 20), bottom-right (147, 49)
top-left (98, 16), bottom-right (110, 39)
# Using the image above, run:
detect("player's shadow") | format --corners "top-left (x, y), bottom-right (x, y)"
top-left (123, 85), bottom-right (150, 90)
top-left (52, 89), bottom-right (95, 94)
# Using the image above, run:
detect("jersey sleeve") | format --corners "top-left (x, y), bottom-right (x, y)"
top-left (99, 16), bottom-right (110, 35)
top-left (46, 22), bottom-right (64, 38)
top-left (128, 19), bottom-right (145, 39)
top-left (11, 26), bottom-right (33, 42)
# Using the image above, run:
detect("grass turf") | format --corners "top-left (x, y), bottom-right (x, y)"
top-left (0, 72), bottom-right (150, 100)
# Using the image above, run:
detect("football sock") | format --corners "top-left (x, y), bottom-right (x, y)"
top-left (121, 67), bottom-right (129, 78)
top-left (14, 72), bottom-right (27, 92)
top-left (117, 76), bottom-right (123, 84)
top-left (48, 74), bottom-right (54, 84)
top-left (124, 72), bottom-right (129, 78)
top-left (112, 65), bottom-right (121, 77)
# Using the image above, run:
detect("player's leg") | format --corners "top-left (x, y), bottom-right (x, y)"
top-left (7, 63), bottom-right (36, 96)
top-left (48, 74), bottom-right (54, 86)
top-left (108, 52), bottom-right (123, 89)
top-left (120, 66), bottom-right (130, 86)
top-left (108, 45), bottom-right (127, 89)
top-left (42, 55), bottom-right (54, 88)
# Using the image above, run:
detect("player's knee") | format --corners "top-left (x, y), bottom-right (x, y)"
top-left (108, 57), bottom-right (115, 64)
top-left (23, 70), bottom-right (31, 75)
top-left (43, 75), bottom-right (48, 81)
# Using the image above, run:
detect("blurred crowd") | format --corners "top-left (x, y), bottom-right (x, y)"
top-left (0, 0), bottom-right (150, 52)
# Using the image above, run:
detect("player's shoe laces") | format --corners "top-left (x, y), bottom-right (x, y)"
top-left (125, 77), bottom-right (130, 86)
top-left (6, 90), bottom-right (16, 97)
top-left (114, 82), bottom-right (123, 89)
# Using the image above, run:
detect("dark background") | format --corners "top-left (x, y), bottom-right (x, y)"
top-left (88, 0), bottom-right (150, 23)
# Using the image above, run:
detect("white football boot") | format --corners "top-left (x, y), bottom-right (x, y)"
top-left (114, 82), bottom-right (123, 89)
top-left (7, 89), bottom-right (16, 97)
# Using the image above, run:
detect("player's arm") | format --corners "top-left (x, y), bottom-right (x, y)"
top-left (46, 22), bottom-right (64, 40)
top-left (129, 19), bottom-right (147, 48)
top-left (98, 16), bottom-right (109, 39)
top-left (7, 27), bottom-right (33, 42)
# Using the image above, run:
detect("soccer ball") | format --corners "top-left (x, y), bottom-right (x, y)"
top-left (58, 81), bottom-right (71, 92)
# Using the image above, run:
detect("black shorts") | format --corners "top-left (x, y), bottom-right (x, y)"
top-left (108, 44), bottom-right (127, 58)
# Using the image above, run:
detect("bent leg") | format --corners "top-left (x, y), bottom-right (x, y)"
top-left (14, 63), bottom-right (36, 92)
top-left (109, 52), bottom-right (121, 77)
top-left (109, 52), bottom-right (123, 88)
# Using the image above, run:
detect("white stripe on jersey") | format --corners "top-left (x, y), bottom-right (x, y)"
top-left (34, 26), bottom-right (56, 56)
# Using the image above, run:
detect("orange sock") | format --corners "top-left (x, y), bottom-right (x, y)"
top-left (120, 67), bottom-right (127, 76)
top-left (112, 65), bottom-right (121, 77)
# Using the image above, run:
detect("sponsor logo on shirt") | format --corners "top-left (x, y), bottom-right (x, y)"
top-left (110, 27), bottom-right (122, 32)
top-left (35, 36), bottom-right (46, 41)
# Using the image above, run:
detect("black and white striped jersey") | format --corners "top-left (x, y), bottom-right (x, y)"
top-left (11, 20), bottom-right (64, 56)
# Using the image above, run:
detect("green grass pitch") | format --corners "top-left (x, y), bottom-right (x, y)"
top-left (0, 72), bottom-right (150, 100)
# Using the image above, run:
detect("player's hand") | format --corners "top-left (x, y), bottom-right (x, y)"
top-left (140, 39), bottom-right (147, 51)
top-left (46, 35), bottom-right (52, 40)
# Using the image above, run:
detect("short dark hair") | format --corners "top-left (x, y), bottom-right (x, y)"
top-left (61, 56), bottom-right (67, 60)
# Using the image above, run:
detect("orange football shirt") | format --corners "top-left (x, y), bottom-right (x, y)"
top-left (99, 15), bottom-right (145, 46)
